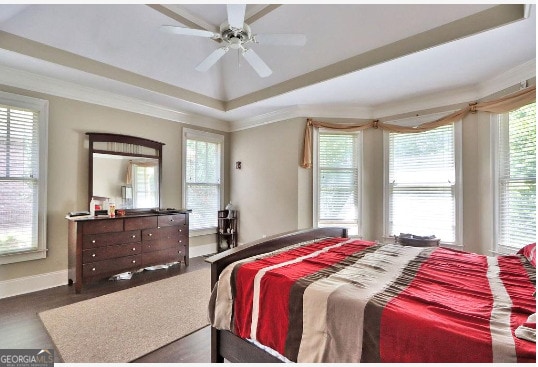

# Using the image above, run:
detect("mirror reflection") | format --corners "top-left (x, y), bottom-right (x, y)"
top-left (92, 153), bottom-right (159, 209)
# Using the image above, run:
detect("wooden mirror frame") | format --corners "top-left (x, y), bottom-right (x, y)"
top-left (87, 132), bottom-right (164, 213)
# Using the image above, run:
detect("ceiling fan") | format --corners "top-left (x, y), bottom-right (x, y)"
top-left (161, 4), bottom-right (307, 78)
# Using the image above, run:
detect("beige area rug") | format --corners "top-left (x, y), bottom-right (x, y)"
top-left (38, 268), bottom-right (211, 363)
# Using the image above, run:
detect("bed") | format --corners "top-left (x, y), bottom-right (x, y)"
top-left (205, 228), bottom-right (536, 363)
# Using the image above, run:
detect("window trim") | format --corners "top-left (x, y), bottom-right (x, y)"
top-left (182, 127), bottom-right (224, 236)
top-left (0, 91), bottom-right (48, 265)
top-left (313, 128), bottom-right (363, 237)
top-left (491, 112), bottom-right (503, 253)
top-left (382, 113), bottom-right (462, 246)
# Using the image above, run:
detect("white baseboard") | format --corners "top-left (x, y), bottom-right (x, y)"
top-left (0, 269), bottom-right (68, 299)
top-left (189, 243), bottom-right (218, 258)
top-left (0, 244), bottom-right (224, 299)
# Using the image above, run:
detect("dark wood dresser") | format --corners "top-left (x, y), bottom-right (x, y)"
top-left (67, 212), bottom-right (189, 293)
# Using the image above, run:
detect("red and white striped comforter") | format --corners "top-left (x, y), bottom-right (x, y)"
top-left (209, 238), bottom-right (536, 363)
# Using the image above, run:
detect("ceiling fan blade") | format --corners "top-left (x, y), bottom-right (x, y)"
top-left (195, 47), bottom-right (229, 72)
top-left (242, 48), bottom-right (272, 78)
top-left (227, 4), bottom-right (246, 29)
top-left (254, 33), bottom-right (307, 46)
top-left (161, 25), bottom-right (218, 39)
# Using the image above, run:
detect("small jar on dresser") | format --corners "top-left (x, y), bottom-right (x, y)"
top-left (67, 211), bottom-right (189, 293)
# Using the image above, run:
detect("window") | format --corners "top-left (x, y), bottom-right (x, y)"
top-left (384, 121), bottom-right (461, 244)
top-left (131, 162), bottom-right (159, 208)
top-left (314, 130), bottom-right (361, 236)
top-left (0, 91), bottom-right (48, 264)
top-left (182, 128), bottom-right (223, 233)
top-left (494, 102), bottom-right (536, 252)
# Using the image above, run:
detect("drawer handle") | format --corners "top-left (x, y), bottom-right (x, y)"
top-left (132, 247), bottom-right (136, 251)
top-left (169, 219), bottom-right (174, 222)
top-left (132, 260), bottom-right (136, 264)
top-left (92, 240), bottom-right (96, 244)
top-left (92, 267), bottom-right (96, 271)
top-left (179, 240), bottom-right (182, 243)
top-left (132, 235), bottom-right (136, 238)
top-left (179, 229), bottom-right (182, 232)
top-left (92, 253), bottom-right (96, 257)
top-left (148, 233), bottom-right (152, 237)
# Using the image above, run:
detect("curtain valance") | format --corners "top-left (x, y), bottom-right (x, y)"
top-left (301, 85), bottom-right (535, 168)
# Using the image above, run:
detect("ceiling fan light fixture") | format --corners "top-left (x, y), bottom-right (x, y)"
top-left (229, 38), bottom-right (242, 49)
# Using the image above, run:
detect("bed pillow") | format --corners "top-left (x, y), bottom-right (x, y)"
top-left (515, 313), bottom-right (536, 343)
top-left (517, 243), bottom-right (536, 267)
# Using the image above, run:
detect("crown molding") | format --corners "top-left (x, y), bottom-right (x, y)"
top-left (229, 105), bottom-right (306, 131)
top-left (0, 64), bottom-right (231, 132)
top-left (477, 59), bottom-right (536, 98)
top-left (373, 58), bottom-right (536, 120)
top-left (233, 58), bottom-right (536, 130)
top-left (372, 86), bottom-right (479, 120)
top-left (0, 55), bottom-right (534, 134)
top-left (229, 104), bottom-right (373, 132)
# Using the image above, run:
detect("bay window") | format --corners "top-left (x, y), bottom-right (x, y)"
top-left (493, 102), bottom-right (536, 252)
top-left (384, 121), bottom-right (461, 244)
top-left (314, 130), bottom-right (361, 236)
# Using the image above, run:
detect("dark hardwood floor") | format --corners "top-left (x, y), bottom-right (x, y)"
top-left (0, 256), bottom-right (212, 363)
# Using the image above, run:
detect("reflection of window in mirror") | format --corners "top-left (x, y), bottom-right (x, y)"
top-left (131, 162), bottom-right (159, 208)
top-left (121, 185), bottom-right (133, 209)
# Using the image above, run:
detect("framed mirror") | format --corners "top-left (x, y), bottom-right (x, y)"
top-left (87, 132), bottom-right (164, 212)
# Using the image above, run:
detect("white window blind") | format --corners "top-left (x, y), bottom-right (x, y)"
top-left (387, 124), bottom-right (459, 243)
top-left (496, 102), bottom-right (536, 250)
top-left (316, 132), bottom-right (360, 235)
top-left (0, 95), bottom-right (47, 262)
top-left (183, 129), bottom-right (223, 232)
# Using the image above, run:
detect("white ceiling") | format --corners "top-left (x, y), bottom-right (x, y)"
top-left (0, 3), bottom-right (535, 131)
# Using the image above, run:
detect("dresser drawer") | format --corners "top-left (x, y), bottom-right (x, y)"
top-left (83, 243), bottom-right (141, 263)
top-left (124, 216), bottom-right (158, 231)
top-left (83, 230), bottom-right (140, 249)
top-left (157, 214), bottom-right (187, 227)
top-left (142, 248), bottom-right (181, 267)
top-left (142, 237), bottom-right (182, 253)
top-left (141, 227), bottom-right (160, 241)
top-left (82, 219), bottom-right (123, 234)
top-left (82, 254), bottom-right (141, 278)
top-left (157, 226), bottom-right (184, 238)
top-left (141, 226), bottom-right (187, 242)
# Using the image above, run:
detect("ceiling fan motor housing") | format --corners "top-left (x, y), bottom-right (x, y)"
top-left (220, 22), bottom-right (252, 48)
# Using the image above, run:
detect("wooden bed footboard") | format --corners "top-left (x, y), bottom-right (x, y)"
top-left (204, 227), bottom-right (348, 363)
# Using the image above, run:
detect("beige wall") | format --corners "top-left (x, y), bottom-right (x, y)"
top-left (229, 117), bottom-right (387, 244)
top-left (230, 118), bottom-right (305, 242)
top-left (0, 84), bottom-right (229, 282)
top-left (229, 86), bottom-right (529, 255)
